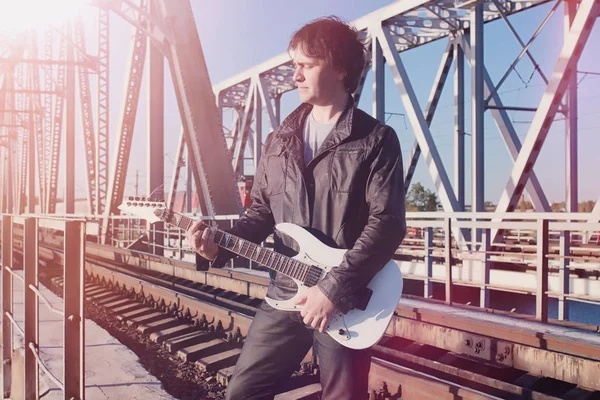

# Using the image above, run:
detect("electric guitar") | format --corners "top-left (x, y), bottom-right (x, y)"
top-left (118, 197), bottom-right (403, 349)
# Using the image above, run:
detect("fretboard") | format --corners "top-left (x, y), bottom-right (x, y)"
top-left (164, 211), bottom-right (317, 284)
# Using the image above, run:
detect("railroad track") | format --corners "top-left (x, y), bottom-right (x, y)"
top-left (9, 232), bottom-right (600, 399)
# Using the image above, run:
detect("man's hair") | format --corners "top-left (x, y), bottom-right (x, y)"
top-left (288, 16), bottom-right (368, 94)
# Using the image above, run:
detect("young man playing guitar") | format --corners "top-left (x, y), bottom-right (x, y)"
top-left (187, 16), bottom-right (406, 400)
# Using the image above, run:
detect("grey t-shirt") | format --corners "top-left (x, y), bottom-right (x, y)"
top-left (303, 112), bottom-right (336, 165)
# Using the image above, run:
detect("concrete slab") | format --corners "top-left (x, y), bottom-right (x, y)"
top-left (8, 272), bottom-right (174, 400)
top-left (196, 348), bottom-right (241, 372)
top-left (148, 325), bottom-right (197, 344)
top-left (177, 339), bottom-right (231, 363)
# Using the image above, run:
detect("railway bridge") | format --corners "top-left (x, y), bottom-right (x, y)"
top-left (0, 0), bottom-right (599, 398)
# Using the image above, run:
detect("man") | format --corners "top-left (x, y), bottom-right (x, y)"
top-left (187, 16), bottom-right (406, 400)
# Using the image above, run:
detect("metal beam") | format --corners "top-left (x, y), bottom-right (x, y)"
top-left (104, 0), bottom-right (148, 224)
top-left (403, 39), bottom-right (454, 192)
top-left (28, 34), bottom-right (45, 212)
top-left (167, 127), bottom-right (185, 212)
top-left (254, 79), bottom-right (262, 171)
top-left (372, 34), bottom-right (385, 123)
top-left (493, 0), bottom-right (599, 241)
top-left (158, 0), bottom-right (242, 216)
top-left (148, 0), bottom-right (164, 254)
top-left (564, 0), bottom-right (578, 213)
top-left (458, 35), bottom-right (551, 212)
top-left (27, 71), bottom-right (35, 213)
top-left (471, 2), bottom-right (485, 240)
top-left (96, 7), bottom-right (110, 215)
top-left (453, 37), bottom-right (465, 210)
top-left (46, 32), bottom-right (67, 214)
top-left (378, 28), bottom-right (459, 213)
top-left (65, 22), bottom-right (75, 214)
top-left (74, 17), bottom-right (97, 215)
top-left (256, 75), bottom-right (279, 132)
top-left (232, 83), bottom-right (255, 175)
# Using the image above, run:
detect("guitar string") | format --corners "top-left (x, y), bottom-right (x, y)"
top-left (170, 212), bottom-right (321, 282)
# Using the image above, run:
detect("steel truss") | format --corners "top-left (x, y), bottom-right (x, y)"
top-left (214, 0), bottom-right (597, 242)
top-left (0, 0), bottom-right (597, 257)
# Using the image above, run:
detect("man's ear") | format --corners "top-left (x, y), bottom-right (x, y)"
top-left (336, 68), bottom-right (347, 82)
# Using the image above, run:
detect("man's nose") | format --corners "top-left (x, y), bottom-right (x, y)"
top-left (293, 69), bottom-right (304, 83)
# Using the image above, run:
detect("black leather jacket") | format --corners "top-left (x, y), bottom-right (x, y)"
top-left (200, 97), bottom-right (406, 313)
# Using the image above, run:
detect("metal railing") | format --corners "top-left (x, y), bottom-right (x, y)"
top-left (402, 213), bottom-right (600, 323)
top-left (1, 214), bottom-right (85, 400)
top-left (110, 211), bottom-right (600, 323)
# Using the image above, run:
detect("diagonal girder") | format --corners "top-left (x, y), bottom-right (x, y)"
top-left (457, 34), bottom-right (551, 212)
top-left (377, 26), bottom-right (459, 213)
top-left (29, 34), bottom-right (46, 212)
top-left (157, 0), bottom-right (241, 216)
top-left (74, 16), bottom-right (97, 215)
top-left (403, 38), bottom-right (454, 192)
top-left (16, 63), bottom-right (28, 215)
top-left (167, 127), bottom-right (186, 212)
top-left (256, 75), bottom-right (279, 132)
top-left (45, 31), bottom-right (67, 214)
top-left (492, 0), bottom-right (599, 241)
top-left (97, 7), bottom-right (109, 215)
top-left (104, 0), bottom-right (148, 221)
top-left (231, 82), bottom-right (256, 176)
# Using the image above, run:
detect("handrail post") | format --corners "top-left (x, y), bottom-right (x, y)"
top-left (24, 217), bottom-right (39, 399)
top-left (1, 215), bottom-right (13, 398)
top-left (445, 217), bottom-right (453, 305)
top-left (558, 230), bottom-right (570, 320)
top-left (63, 220), bottom-right (85, 400)
top-left (536, 219), bottom-right (549, 323)
top-left (480, 228), bottom-right (490, 308)
top-left (424, 227), bottom-right (433, 298)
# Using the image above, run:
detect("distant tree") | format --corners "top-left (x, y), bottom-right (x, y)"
top-left (551, 202), bottom-right (566, 212)
top-left (406, 183), bottom-right (439, 211)
top-left (579, 200), bottom-right (596, 212)
top-left (518, 199), bottom-right (533, 211)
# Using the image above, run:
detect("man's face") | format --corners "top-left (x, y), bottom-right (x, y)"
top-left (291, 46), bottom-right (346, 106)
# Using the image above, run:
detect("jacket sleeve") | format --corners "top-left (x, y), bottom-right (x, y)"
top-left (196, 135), bottom-right (276, 270)
top-left (317, 127), bottom-right (406, 313)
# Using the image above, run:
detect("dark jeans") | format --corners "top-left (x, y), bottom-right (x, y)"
top-left (226, 300), bottom-right (371, 400)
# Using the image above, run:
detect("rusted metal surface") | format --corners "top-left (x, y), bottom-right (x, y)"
top-left (7, 228), bottom-right (600, 395)
top-left (85, 263), bottom-right (253, 337)
top-left (368, 357), bottom-right (497, 400)
top-left (388, 312), bottom-right (600, 391)
top-left (372, 344), bottom-right (561, 399)
top-left (396, 299), bottom-right (600, 357)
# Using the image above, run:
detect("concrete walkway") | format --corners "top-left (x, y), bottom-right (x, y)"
top-left (8, 271), bottom-right (174, 399)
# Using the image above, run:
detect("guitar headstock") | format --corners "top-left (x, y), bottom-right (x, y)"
top-left (118, 197), bottom-right (169, 224)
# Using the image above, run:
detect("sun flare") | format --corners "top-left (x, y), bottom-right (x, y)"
top-left (0, 0), bottom-right (86, 32)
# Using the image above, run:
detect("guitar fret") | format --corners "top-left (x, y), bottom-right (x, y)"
top-left (275, 254), bottom-right (281, 273)
top-left (279, 254), bottom-right (286, 275)
top-left (282, 257), bottom-right (289, 277)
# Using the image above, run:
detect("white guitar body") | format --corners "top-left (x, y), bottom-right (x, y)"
top-left (264, 223), bottom-right (403, 350)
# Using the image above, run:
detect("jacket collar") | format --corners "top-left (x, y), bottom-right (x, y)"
top-left (276, 94), bottom-right (356, 150)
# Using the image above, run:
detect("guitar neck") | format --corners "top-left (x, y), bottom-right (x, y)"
top-left (166, 212), bottom-right (314, 283)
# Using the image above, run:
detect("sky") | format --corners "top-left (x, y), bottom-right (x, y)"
top-left (48, 0), bottom-right (600, 209)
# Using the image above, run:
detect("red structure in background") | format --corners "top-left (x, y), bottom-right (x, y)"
top-left (238, 176), bottom-right (254, 208)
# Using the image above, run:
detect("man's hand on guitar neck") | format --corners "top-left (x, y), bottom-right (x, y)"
top-left (187, 221), bottom-right (219, 262)
top-left (294, 286), bottom-right (338, 333)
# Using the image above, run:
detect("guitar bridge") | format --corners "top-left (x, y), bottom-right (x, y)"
top-left (327, 313), bottom-right (350, 341)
